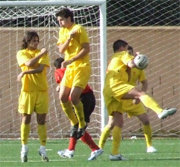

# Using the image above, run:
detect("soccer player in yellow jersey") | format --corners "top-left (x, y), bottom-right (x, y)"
top-left (98, 46), bottom-right (157, 159)
top-left (56, 8), bottom-right (91, 138)
top-left (98, 39), bottom-right (176, 161)
top-left (16, 31), bottom-right (50, 162)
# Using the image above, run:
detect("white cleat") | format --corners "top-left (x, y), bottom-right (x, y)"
top-left (57, 149), bottom-right (74, 158)
top-left (109, 154), bottom-right (127, 161)
top-left (158, 108), bottom-right (177, 119)
top-left (147, 146), bottom-right (157, 153)
top-left (39, 146), bottom-right (49, 162)
top-left (88, 149), bottom-right (104, 160)
top-left (21, 145), bottom-right (28, 163)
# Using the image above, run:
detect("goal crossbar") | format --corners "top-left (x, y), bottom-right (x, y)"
top-left (0, 0), bottom-right (106, 6)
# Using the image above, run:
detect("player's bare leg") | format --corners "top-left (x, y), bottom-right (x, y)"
top-left (122, 88), bottom-right (176, 119)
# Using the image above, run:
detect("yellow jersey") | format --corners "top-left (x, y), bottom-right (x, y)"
top-left (16, 49), bottom-right (50, 92)
top-left (129, 68), bottom-right (146, 86)
top-left (105, 51), bottom-right (133, 87)
top-left (57, 24), bottom-right (90, 67)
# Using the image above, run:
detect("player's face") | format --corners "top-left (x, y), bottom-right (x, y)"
top-left (28, 36), bottom-right (39, 50)
top-left (57, 16), bottom-right (71, 28)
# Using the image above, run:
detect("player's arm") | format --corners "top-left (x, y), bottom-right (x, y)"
top-left (58, 29), bottom-right (78, 54)
top-left (17, 64), bottom-right (45, 81)
top-left (58, 38), bottom-right (71, 54)
top-left (62, 42), bottom-right (90, 68)
top-left (141, 79), bottom-right (148, 92)
top-left (25, 48), bottom-right (47, 67)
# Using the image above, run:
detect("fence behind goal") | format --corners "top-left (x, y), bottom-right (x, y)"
top-left (0, 0), bottom-right (180, 139)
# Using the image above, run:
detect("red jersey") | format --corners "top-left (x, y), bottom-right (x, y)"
top-left (54, 68), bottom-right (92, 94)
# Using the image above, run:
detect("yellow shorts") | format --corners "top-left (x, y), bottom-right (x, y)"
top-left (61, 65), bottom-right (91, 89)
top-left (18, 91), bottom-right (49, 115)
top-left (103, 82), bottom-right (134, 115)
top-left (121, 100), bottom-right (146, 117)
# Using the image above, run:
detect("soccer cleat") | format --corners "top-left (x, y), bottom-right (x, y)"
top-left (39, 146), bottom-right (49, 162)
top-left (88, 149), bottom-right (104, 160)
top-left (147, 146), bottom-right (157, 153)
top-left (57, 149), bottom-right (74, 158)
top-left (109, 154), bottom-right (127, 161)
top-left (158, 108), bottom-right (177, 119)
top-left (76, 125), bottom-right (87, 139)
top-left (20, 145), bottom-right (28, 163)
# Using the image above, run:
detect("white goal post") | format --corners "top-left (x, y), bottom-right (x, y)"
top-left (0, 0), bottom-right (107, 138)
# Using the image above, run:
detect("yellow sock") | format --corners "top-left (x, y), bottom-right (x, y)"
top-left (112, 126), bottom-right (122, 155)
top-left (140, 95), bottom-right (162, 114)
top-left (38, 124), bottom-right (47, 146)
top-left (143, 124), bottom-right (152, 147)
top-left (99, 125), bottom-right (111, 149)
top-left (73, 101), bottom-right (86, 128)
top-left (21, 123), bottom-right (30, 145)
top-left (60, 101), bottom-right (78, 126)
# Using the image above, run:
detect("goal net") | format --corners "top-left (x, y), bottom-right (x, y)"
top-left (0, 0), bottom-right (180, 139)
top-left (0, 0), bottom-right (106, 138)
top-left (106, 0), bottom-right (180, 138)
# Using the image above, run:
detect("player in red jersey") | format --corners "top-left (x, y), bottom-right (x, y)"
top-left (54, 57), bottom-right (103, 160)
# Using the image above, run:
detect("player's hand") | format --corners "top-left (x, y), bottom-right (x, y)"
top-left (61, 59), bottom-right (73, 68)
top-left (56, 85), bottom-right (60, 92)
top-left (17, 72), bottom-right (24, 82)
top-left (133, 99), bottom-right (140, 104)
top-left (69, 28), bottom-right (78, 39)
top-left (40, 48), bottom-right (48, 55)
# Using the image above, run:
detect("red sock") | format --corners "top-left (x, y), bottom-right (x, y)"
top-left (68, 137), bottom-right (77, 151)
top-left (80, 131), bottom-right (99, 151)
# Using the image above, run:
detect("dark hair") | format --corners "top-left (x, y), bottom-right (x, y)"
top-left (55, 8), bottom-right (74, 22)
top-left (128, 45), bottom-right (134, 55)
top-left (22, 31), bottom-right (39, 49)
top-left (54, 57), bottom-right (64, 69)
top-left (113, 39), bottom-right (128, 52)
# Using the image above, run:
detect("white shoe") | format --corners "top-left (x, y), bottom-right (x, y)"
top-left (88, 149), bottom-right (104, 160)
top-left (109, 154), bottom-right (127, 161)
top-left (147, 146), bottom-right (157, 153)
top-left (158, 108), bottom-right (176, 119)
top-left (21, 145), bottom-right (28, 163)
top-left (39, 146), bottom-right (49, 162)
top-left (57, 149), bottom-right (74, 158)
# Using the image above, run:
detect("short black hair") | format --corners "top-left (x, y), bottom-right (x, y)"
top-left (55, 8), bottom-right (74, 22)
top-left (128, 45), bottom-right (134, 55)
top-left (113, 39), bottom-right (128, 52)
top-left (54, 57), bottom-right (64, 69)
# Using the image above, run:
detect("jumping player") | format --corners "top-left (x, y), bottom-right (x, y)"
top-left (54, 57), bottom-right (103, 160)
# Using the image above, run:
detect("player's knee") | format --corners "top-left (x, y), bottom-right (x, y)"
top-left (21, 114), bottom-right (31, 124)
top-left (70, 124), bottom-right (78, 138)
top-left (37, 114), bottom-right (46, 125)
top-left (139, 91), bottom-right (146, 97)
top-left (59, 94), bottom-right (69, 103)
top-left (71, 95), bottom-right (80, 105)
top-left (37, 119), bottom-right (46, 125)
top-left (142, 119), bottom-right (150, 125)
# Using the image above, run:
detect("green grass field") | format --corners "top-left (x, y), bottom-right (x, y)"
top-left (0, 138), bottom-right (179, 167)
